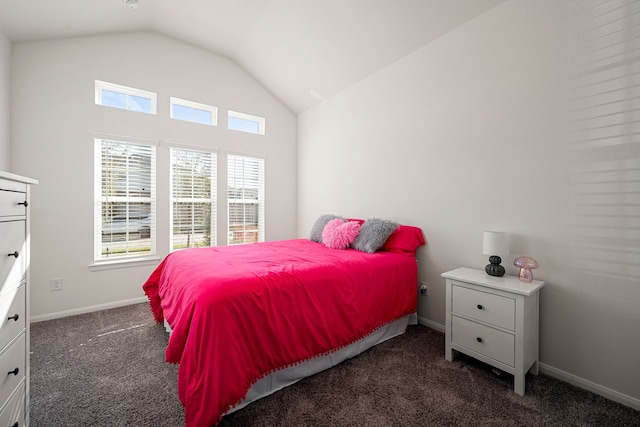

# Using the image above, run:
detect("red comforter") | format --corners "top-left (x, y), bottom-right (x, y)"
top-left (143, 239), bottom-right (418, 427)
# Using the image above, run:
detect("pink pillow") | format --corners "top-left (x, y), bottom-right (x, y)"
top-left (322, 219), bottom-right (362, 249)
top-left (381, 225), bottom-right (426, 256)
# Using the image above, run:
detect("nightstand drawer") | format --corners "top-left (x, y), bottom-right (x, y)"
top-left (451, 316), bottom-right (515, 367)
top-left (452, 284), bottom-right (515, 331)
top-left (0, 335), bottom-right (25, 408)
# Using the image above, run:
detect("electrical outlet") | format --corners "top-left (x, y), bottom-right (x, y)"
top-left (419, 281), bottom-right (429, 296)
top-left (51, 277), bottom-right (63, 291)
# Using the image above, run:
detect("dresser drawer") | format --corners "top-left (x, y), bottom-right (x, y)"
top-left (0, 286), bottom-right (25, 354)
top-left (0, 335), bottom-right (25, 409)
top-left (452, 284), bottom-right (515, 331)
top-left (0, 191), bottom-right (27, 218)
top-left (0, 221), bottom-right (26, 292)
top-left (451, 315), bottom-right (515, 367)
top-left (0, 380), bottom-right (24, 427)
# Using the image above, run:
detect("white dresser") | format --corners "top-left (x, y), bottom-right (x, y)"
top-left (442, 267), bottom-right (545, 396)
top-left (0, 172), bottom-right (37, 427)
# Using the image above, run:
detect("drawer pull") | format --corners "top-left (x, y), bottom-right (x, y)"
top-left (18, 200), bottom-right (28, 207)
top-left (8, 314), bottom-right (19, 322)
top-left (476, 337), bottom-right (483, 343)
top-left (477, 304), bottom-right (483, 310)
top-left (7, 367), bottom-right (19, 376)
top-left (7, 251), bottom-right (19, 258)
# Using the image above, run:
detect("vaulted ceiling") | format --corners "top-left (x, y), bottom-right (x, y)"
top-left (0, 0), bottom-right (505, 114)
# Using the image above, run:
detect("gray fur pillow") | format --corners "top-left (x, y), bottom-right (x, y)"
top-left (352, 219), bottom-right (398, 253)
top-left (309, 214), bottom-right (344, 242)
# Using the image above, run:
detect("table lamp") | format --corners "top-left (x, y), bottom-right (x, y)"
top-left (483, 231), bottom-right (508, 277)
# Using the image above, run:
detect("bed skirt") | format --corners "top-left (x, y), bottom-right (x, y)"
top-left (164, 312), bottom-right (416, 416)
top-left (229, 312), bottom-right (416, 414)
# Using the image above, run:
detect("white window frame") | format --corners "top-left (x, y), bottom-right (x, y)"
top-left (170, 146), bottom-right (217, 251)
top-left (227, 153), bottom-right (265, 245)
top-left (228, 110), bottom-right (266, 135)
top-left (95, 80), bottom-right (157, 115)
top-left (170, 97), bottom-right (218, 126)
top-left (93, 136), bottom-right (157, 264)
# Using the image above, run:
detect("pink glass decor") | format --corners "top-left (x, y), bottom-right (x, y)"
top-left (514, 256), bottom-right (538, 283)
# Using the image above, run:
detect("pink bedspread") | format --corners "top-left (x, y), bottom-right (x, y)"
top-left (143, 239), bottom-right (418, 427)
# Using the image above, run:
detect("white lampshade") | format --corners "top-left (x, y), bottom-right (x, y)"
top-left (483, 231), bottom-right (508, 256)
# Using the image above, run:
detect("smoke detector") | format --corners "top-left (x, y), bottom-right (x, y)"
top-left (124, 0), bottom-right (139, 9)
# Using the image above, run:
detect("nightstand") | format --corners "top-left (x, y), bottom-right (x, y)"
top-left (442, 267), bottom-right (545, 396)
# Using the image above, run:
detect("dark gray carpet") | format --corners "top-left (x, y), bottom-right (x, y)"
top-left (30, 303), bottom-right (640, 426)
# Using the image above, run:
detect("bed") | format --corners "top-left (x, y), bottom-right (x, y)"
top-left (143, 219), bottom-right (425, 427)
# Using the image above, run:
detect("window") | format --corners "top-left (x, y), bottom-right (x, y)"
top-left (170, 97), bottom-right (218, 126)
top-left (228, 110), bottom-right (265, 135)
top-left (95, 138), bottom-right (156, 261)
top-left (170, 148), bottom-right (217, 250)
top-left (227, 154), bottom-right (265, 244)
top-left (95, 80), bottom-right (157, 115)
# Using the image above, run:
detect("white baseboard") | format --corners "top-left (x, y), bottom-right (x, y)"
top-left (418, 316), bottom-right (445, 333)
top-left (30, 297), bottom-right (149, 323)
top-left (539, 363), bottom-right (640, 411)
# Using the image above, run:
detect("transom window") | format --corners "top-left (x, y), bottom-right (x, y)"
top-left (228, 110), bottom-right (265, 135)
top-left (170, 148), bottom-right (217, 250)
top-left (227, 154), bottom-right (265, 244)
top-left (170, 97), bottom-right (218, 126)
top-left (94, 138), bottom-right (157, 261)
top-left (95, 80), bottom-right (157, 115)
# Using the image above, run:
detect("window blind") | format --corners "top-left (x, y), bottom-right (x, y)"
top-left (170, 148), bottom-right (216, 250)
top-left (227, 154), bottom-right (265, 244)
top-left (96, 139), bottom-right (156, 260)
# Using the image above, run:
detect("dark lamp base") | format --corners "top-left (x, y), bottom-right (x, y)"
top-left (485, 255), bottom-right (505, 277)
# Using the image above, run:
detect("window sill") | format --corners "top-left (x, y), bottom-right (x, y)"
top-left (89, 256), bottom-right (161, 271)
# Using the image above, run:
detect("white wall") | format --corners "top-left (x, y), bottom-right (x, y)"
top-left (298, 0), bottom-right (639, 407)
top-left (11, 32), bottom-right (297, 319)
top-left (0, 28), bottom-right (9, 171)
